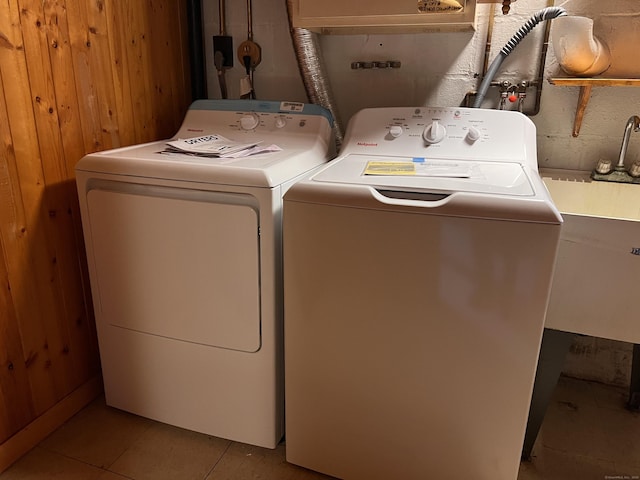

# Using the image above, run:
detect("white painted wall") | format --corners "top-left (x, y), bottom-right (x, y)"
top-left (203, 0), bottom-right (640, 172)
top-left (202, 0), bottom-right (640, 387)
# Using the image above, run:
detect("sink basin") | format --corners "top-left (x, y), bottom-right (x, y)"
top-left (541, 169), bottom-right (640, 343)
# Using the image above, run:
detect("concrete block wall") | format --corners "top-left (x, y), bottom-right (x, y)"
top-left (202, 0), bottom-right (640, 387)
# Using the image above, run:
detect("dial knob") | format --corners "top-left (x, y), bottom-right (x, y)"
top-left (466, 126), bottom-right (481, 143)
top-left (423, 120), bottom-right (446, 144)
top-left (389, 125), bottom-right (403, 138)
top-left (275, 116), bottom-right (287, 129)
top-left (240, 113), bottom-right (260, 130)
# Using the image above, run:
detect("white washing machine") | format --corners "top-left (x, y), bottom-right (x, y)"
top-left (283, 106), bottom-right (562, 479)
top-left (76, 99), bottom-right (333, 449)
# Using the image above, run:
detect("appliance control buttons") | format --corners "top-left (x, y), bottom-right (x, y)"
top-left (466, 126), bottom-right (481, 143)
top-left (240, 113), bottom-right (260, 130)
top-left (389, 125), bottom-right (403, 138)
top-left (423, 120), bottom-right (446, 144)
top-left (275, 115), bottom-right (287, 129)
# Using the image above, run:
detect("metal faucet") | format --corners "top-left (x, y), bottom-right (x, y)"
top-left (592, 115), bottom-right (640, 183)
top-left (616, 115), bottom-right (640, 171)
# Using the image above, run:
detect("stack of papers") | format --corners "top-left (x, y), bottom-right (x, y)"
top-left (164, 134), bottom-right (280, 158)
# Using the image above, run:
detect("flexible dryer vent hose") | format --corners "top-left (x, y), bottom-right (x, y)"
top-left (473, 6), bottom-right (567, 108)
top-left (285, 0), bottom-right (345, 147)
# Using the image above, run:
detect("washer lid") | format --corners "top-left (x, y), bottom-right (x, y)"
top-left (312, 154), bottom-right (535, 196)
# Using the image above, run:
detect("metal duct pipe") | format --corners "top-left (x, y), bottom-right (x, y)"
top-left (285, 0), bottom-right (344, 147)
top-left (186, 0), bottom-right (207, 100)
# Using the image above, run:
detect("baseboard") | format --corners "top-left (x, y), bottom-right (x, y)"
top-left (0, 376), bottom-right (103, 473)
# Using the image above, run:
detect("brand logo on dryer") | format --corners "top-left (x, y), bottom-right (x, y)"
top-left (357, 142), bottom-right (378, 147)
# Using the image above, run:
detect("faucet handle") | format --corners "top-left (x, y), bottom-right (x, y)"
top-left (629, 161), bottom-right (640, 178)
top-left (595, 159), bottom-right (612, 175)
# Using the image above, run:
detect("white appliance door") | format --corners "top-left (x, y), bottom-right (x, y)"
top-left (284, 190), bottom-right (560, 480)
top-left (87, 183), bottom-right (261, 353)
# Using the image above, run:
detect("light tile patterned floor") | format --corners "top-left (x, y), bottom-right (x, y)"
top-left (2, 376), bottom-right (639, 479)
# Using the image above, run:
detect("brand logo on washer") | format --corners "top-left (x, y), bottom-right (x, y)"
top-left (357, 142), bottom-right (378, 147)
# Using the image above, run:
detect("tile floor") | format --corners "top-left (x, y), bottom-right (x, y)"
top-left (1, 376), bottom-right (639, 480)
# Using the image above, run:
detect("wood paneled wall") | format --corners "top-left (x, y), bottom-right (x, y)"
top-left (0, 0), bottom-right (192, 465)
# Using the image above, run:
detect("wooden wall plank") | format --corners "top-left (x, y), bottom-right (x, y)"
top-left (148, 0), bottom-right (180, 136)
top-left (20, 0), bottom-right (99, 395)
top-left (103, 1), bottom-right (136, 147)
top-left (64, 2), bottom-right (109, 152)
top-left (43, 0), bottom-right (87, 176)
top-left (175, 1), bottom-right (192, 124)
top-left (0, 84), bottom-right (36, 444)
top-left (82, 0), bottom-right (121, 148)
top-left (0, 0), bottom-right (191, 460)
top-left (43, 1), bottom-right (99, 371)
top-left (19, 0), bottom-right (86, 398)
top-left (0, 0), bottom-right (62, 416)
top-left (150, 0), bottom-right (190, 135)
top-left (116, 2), bottom-right (155, 141)
top-left (0, 237), bottom-right (35, 443)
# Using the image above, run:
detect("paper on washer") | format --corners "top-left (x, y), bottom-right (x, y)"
top-left (166, 134), bottom-right (260, 157)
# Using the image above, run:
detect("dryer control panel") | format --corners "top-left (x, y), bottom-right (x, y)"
top-left (77, 99), bottom-right (335, 188)
top-left (175, 99), bottom-right (334, 144)
top-left (340, 106), bottom-right (538, 168)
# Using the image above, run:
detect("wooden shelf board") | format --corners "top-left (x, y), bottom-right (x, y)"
top-left (549, 78), bottom-right (640, 87)
top-left (548, 78), bottom-right (640, 136)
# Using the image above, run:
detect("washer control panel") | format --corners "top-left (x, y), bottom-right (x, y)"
top-left (341, 106), bottom-right (537, 165)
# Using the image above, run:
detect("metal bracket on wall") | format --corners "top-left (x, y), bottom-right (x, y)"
top-left (351, 61), bottom-right (401, 70)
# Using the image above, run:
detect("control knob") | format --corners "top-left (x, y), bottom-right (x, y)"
top-left (240, 113), bottom-right (260, 130)
top-left (466, 126), bottom-right (481, 143)
top-left (389, 125), bottom-right (403, 138)
top-left (275, 115), bottom-right (287, 129)
top-left (423, 120), bottom-right (446, 144)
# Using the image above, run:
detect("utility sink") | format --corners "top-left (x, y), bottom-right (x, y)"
top-left (541, 169), bottom-right (640, 343)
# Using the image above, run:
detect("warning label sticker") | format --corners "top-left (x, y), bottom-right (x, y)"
top-left (364, 160), bottom-right (472, 178)
top-left (364, 161), bottom-right (416, 175)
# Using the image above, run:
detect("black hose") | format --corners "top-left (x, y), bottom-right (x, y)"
top-left (501, 6), bottom-right (567, 56)
top-left (473, 6), bottom-right (567, 108)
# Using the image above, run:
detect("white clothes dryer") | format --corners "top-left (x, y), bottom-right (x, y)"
top-left (76, 99), bottom-right (333, 448)
top-left (283, 106), bottom-right (561, 478)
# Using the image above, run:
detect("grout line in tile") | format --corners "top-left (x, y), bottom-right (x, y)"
top-left (103, 417), bottom-right (156, 471)
top-left (104, 470), bottom-right (136, 480)
top-left (203, 440), bottom-right (234, 479)
top-left (45, 449), bottom-right (120, 478)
